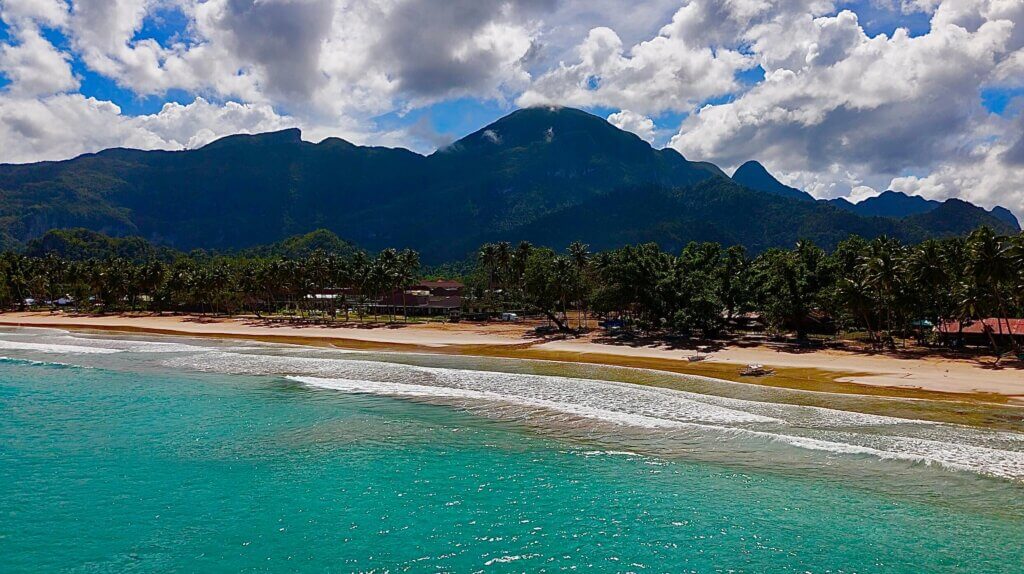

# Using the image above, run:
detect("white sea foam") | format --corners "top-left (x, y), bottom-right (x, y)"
top-left (0, 326), bottom-right (71, 336)
top-left (0, 356), bottom-right (87, 369)
top-left (292, 374), bottom-right (1024, 480)
top-left (0, 339), bottom-right (122, 354)
top-left (745, 429), bottom-right (1024, 481)
top-left (1, 331), bottom-right (229, 355)
top-left (253, 351), bottom-right (1024, 481)
top-left (291, 375), bottom-right (695, 428)
top-left (484, 554), bottom-right (540, 566)
top-left (165, 351), bottom-right (947, 429)
top-left (52, 336), bottom-right (202, 353)
top-left (171, 352), bottom-right (781, 425)
top-left (8, 330), bottom-right (1019, 482)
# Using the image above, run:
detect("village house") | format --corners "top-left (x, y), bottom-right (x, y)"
top-left (937, 318), bottom-right (1024, 347)
top-left (381, 279), bottom-right (464, 316)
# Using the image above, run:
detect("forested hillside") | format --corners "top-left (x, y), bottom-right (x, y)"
top-left (1, 107), bottom-right (1017, 262)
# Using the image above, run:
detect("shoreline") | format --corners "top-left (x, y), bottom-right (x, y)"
top-left (1, 311), bottom-right (1022, 405)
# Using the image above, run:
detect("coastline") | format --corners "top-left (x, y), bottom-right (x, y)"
top-left (1, 311), bottom-right (1021, 405)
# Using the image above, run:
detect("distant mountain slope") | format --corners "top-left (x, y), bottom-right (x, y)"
top-left (735, 163), bottom-right (1022, 232)
top-left (902, 199), bottom-right (1020, 236)
top-left (475, 179), bottom-right (908, 256)
top-left (731, 161), bottom-right (814, 202)
top-left (0, 107), bottom-right (1017, 262)
top-left (24, 228), bottom-right (178, 261)
top-left (834, 190), bottom-right (938, 218)
top-left (827, 190), bottom-right (1020, 231)
top-left (988, 206), bottom-right (1021, 230)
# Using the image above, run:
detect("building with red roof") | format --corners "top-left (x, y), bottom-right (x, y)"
top-left (937, 318), bottom-right (1024, 347)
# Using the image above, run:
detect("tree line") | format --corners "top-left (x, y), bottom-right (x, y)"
top-left (1, 227), bottom-right (1022, 355)
top-left (470, 227), bottom-right (1023, 355)
top-left (0, 246), bottom-right (419, 322)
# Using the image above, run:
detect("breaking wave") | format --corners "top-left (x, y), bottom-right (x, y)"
top-left (288, 373), bottom-right (1024, 481)
top-left (0, 340), bottom-right (122, 354)
top-left (0, 356), bottom-right (87, 369)
top-left (2, 327), bottom-right (1023, 481)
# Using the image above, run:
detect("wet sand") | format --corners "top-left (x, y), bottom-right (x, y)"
top-left (1, 312), bottom-right (1021, 403)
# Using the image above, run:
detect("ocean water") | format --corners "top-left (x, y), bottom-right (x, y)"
top-left (1, 327), bottom-right (1023, 572)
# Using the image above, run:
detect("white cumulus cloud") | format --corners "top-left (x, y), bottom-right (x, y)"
top-left (0, 0), bottom-right (1021, 219)
top-left (666, 0), bottom-right (1024, 215)
top-left (519, 4), bottom-right (754, 114)
top-left (607, 109), bottom-right (655, 142)
top-left (0, 27), bottom-right (78, 96)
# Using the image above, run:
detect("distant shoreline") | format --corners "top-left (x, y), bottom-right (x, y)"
top-left (1, 311), bottom-right (1022, 405)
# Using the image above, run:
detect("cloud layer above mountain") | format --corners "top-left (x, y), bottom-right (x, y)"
top-left (0, 0), bottom-right (1022, 216)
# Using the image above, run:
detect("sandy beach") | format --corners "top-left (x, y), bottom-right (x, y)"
top-left (1, 311), bottom-right (1021, 402)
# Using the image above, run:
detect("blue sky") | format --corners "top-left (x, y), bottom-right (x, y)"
top-left (0, 0), bottom-right (1021, 216)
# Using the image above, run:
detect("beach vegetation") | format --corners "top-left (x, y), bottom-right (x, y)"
top-left (2, 227), bottom-right (1022, 357)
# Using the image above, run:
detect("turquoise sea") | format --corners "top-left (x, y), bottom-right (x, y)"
top-left (1, 327), bottom-right (1023, 572)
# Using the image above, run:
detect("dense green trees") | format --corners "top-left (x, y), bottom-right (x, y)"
top-left (0, 243), bottom-right (420, 321)
top-left (2, 226), bottom-right (1022, 355)
top-left (1, 108), bottom-right (1016, 264)
top-left (475, 228), bottom-right (1023, 354)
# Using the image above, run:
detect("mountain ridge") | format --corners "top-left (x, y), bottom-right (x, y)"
top-left (0, 107), bottom-right (1017, 261)
top-left (731, 161), bottom-right (815, 202)
top-left (732, 162), bottom-right (1020, 232)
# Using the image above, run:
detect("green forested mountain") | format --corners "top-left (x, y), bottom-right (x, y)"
top-left (828, 190), bottom-right (938, 218)
top-left (826, 190), bottom-right (1020, 229)
top-left (23, 228), bottom-right (179, 262)
top-left (0, 107), bottom-right (1017, 262)
top-left (733, 162), bottom-right (1021, 231)
top-left (731, 161), bottom-right (814, 202)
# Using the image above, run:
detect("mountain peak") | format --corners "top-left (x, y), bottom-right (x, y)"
top-left (733, 160), bottom-right (769, 177)
top-left (853, 190), bottom-right (938, 218)
top-left (201, 127), bottom-right (303, 150)
top-left (439, 106), bottom-right (648, 156)
top-left (988, 206), bottom-right (1021, 231)
top-left (732, 161), bottom-right (814, 202)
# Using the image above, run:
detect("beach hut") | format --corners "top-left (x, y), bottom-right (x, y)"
top-left (938, 318), bottom-right (1024, 348)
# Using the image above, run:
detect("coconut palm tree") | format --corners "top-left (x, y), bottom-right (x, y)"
top-left (495, 241), bottom-right (512, 294)
top-left (966, 227), bottom-right (1019, 355)
top-left (859, 237), bottom-right (905, 344)
top-left (907, 239), bottom-right (949, 341)
top-left (957, 280), bottom-right (1002, 355)
top-left (837, 275), bottom-right (878, 346)
top-left (567, 241), bottom-right (590, 328)
top-left (552, 256), bottom-right (574, 327)
top-left (395, 249), bottom-right (420, 322)
top-left (511, 241), bottom-right (533, 305)
top-left (478, 243), bottom-right (497, 293)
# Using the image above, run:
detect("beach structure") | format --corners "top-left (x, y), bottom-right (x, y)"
top-left (938, 318), bottom-right (1024, 347)
top-left (380, 280), bottom-right (464, 316)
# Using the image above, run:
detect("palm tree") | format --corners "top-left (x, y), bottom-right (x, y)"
top-left (374, 249), bottom-right (401, 322)
top-left (552, 256), bottom-right (574, 328)
top-left (351, 252), bottom-right (373, 322)
top-left (1008, 234), bottom-right (1024, 317)
top-left (511, 241), bottom-right (533, 306)
top-left (907, 239), bottom-right (948, 342)
top-left (719, 245), bottom-right (749, 321)
top-left (837, 275), bottom-right (878, 346)
top-left (395, 249), bottom-right (420, 322)
top-left (957, 281), bottom-right (1002, 355)
top-left (859, 237), bottom-right (904, 344)
top-left (966, 227), bottom-right (1019, 355)
top-left (1, 253), bottom-right (30, 309)
top-left (567, 241), bottom-right (590, 328)
top-left (495, 241), bottom-right (512, 295)
top-left (478, 243), bottom-right (498, 296)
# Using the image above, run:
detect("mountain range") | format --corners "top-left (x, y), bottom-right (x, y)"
top-left (732, 159), bottom-right (1019, 228)
top-left (0, 106), bottom-right (1017, 262)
